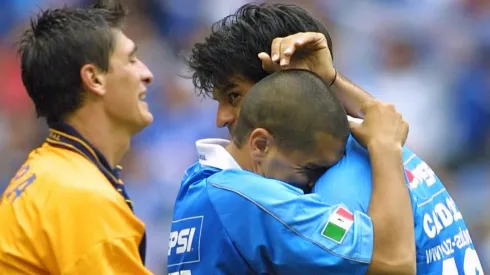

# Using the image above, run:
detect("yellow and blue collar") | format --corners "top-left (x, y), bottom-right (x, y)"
top-left (46, 122), bottom-right (132, 208)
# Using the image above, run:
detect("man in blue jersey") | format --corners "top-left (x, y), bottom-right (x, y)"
top-left (183, 3), bottom-right (483, 274)
top-left (169, 69), bottom-right (414, 274)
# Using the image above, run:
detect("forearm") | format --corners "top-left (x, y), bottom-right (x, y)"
top-left (330, 72), bottom-right (374, 118)
top-left (366, 142), bottom-right (415, 275)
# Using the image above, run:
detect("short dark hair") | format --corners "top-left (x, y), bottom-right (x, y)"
top-left (234, 69), bottom-right (349, 152)
top-left (17, 0), bottom-right (127, 123)
top-left (188, 3), bottom-right (333, 97)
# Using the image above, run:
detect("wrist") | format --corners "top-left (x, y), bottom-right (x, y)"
top-left (367, 140), bottom-right (403, 156)
top-left (328, 68), bottom-right (337, 86)
top-left (323, 67), bottom-right (337, 86)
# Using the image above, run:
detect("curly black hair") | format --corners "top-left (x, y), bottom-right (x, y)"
top-left (188, 3), bottom-right (333, 97)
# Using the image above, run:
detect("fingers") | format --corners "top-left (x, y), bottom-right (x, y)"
top-left (359, 100), bottom-right (378, 114)
top-left (360, 99), bottom-right (409, 146)
top-left (348, 120), bottom-right (363, 143)
top-left (269, 32), bottom-right (325, 68)
top-left (348, 120), bottom-right (361, 131)
top-left (400, 119), bottom-right (409, 146)
top-left (258, 52), bottom-right (280, 72)
top-left (360, 100), bottom-right (397, 116)
top-left (270, 36), bottom-right (297, 68)
top-left (271, 37), bottom-right (283, 63)
top-left (279, 40), bottom-right (294, 67)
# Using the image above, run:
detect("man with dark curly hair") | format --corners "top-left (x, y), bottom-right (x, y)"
top-left (170, 3), bottom-right (483, 275)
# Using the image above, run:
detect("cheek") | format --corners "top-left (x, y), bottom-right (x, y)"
top-left (264, 158), bottom-right (296, 182)
top-left (102, 85), bottom-right (136, 116)
top-left (263, 157), bottom-right (283, 177)
top-left (233, 106), bottom-right (241, 117)
top-left (109, 66), bottom-right (138, 88)
top-left (106, 72), bottom-right (138, 100)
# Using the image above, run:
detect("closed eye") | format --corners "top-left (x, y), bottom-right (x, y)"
top-left (129, 44), bottom-right (138, 63)
top-left (300, 164), bottom-right (329, 183)
top-left (227, 92), bottom-right (241, 105)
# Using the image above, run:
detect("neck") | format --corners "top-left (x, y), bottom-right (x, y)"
top-left (225, 141), bottom-right (252, 171)
top-left (65, 110), bottom-right (131, 168)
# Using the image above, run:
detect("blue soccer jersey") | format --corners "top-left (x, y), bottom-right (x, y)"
top-left (167, 139), bottom-right (375, 275)
top-left (313, 136), bottom-right (484, 274)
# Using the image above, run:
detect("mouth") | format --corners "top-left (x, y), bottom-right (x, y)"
top-left (227, 124), bottom-right (234, 135)
top-left (138, 92), bottom-right (147, 101)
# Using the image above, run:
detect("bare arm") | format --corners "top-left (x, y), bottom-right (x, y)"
top-left (264, 32), bottom-right (416, 273)
top-left (328, 56), bottom-right (416, 274)
top-left (350, 101), bottom-right (415, 275)
top-left (366, 142), bottom-right (416, 275)
top-left (330, 72), bottom-right (375, 119)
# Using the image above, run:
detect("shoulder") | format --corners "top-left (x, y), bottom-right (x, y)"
top-left (206, 170), bottom-right (374, 266)
top-left (7, 144), bottom-right (119, 207)
top-left (206, 169), bottom-right (327, 228)
top-left (15, 143), bottom-right (99, 184)
top-left (206, 169), bottom-right (303, 203)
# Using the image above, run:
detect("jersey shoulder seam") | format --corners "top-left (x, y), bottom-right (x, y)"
top-left (210, 181), bottom-right (369, 264)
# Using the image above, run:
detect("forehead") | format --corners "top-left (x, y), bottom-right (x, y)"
top-left (211, 76), bottom-right (255, 99)
top-left (111, 30), bottom-right (135, 57)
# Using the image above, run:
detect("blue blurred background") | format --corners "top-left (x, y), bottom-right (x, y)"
top-left (0, 0), bottom-right (489, 274)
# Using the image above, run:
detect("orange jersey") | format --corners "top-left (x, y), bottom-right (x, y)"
top-left (0, 123), bottom-right (152, 275)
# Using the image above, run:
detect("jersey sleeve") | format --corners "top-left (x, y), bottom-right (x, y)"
top-left (207, 171), bottom-right (374, 275)
top-left (41, 180), bottom-right (150, 275)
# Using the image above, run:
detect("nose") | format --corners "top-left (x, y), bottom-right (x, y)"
top-left (140, 60), bottom-right (154, 85)
top-left (216, 105), bottom-right (235, 129)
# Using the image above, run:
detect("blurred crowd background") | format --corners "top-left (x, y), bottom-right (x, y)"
top-left (0, 0), bottom-right (489, 274)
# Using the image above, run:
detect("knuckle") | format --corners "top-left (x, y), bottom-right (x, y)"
top-left (272, 38), bottom-right (282, 46)
top-left (365, 100), bottom-right (377, 108)
top-left (385, 103), bottom-right (395, 110)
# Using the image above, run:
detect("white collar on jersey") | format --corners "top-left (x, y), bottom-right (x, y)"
top-left (347, 116), bottom-right (363, 124)
top-left (195, 138), bottom-right (242, 170)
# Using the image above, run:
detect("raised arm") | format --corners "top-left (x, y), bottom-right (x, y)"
top-left (259, 32), bottom-right (375, 118)
top-left (330, 72), bottom-right (374, 118)
top-left (350, 100), bottom-right (415, 275)
top-left (260, 37), bottom-right (416, 273)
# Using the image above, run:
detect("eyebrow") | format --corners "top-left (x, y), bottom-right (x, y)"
top-left (129, 44), bottom-right (138, 57)
top-left (302, 163), bottom-right (323, 169)
top-left (211, 82), bottom-right (238, 100)
top-left (223, 82), bottom-right (237, 91)
top-left (302, 162), bottom-right (331, 171)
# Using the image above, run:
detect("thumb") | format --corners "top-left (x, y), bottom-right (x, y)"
top-left (258, 52), bottom-right (279, 72)
top-left (348, 121), bottom-right (368, 149)
top-left (349, 120), bottom-right (361, 132)
top-left (349, 120), bottom-right (364, 139)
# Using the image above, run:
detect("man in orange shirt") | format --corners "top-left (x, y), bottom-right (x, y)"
top-left (0, 1), bottom-right (153, 274)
